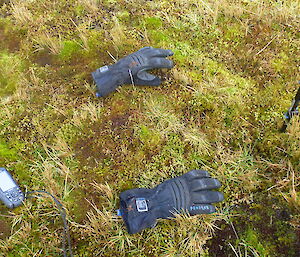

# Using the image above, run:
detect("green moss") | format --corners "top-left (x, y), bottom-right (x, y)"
top-left (192, 91), bottom-right (216, 111)
top-left (0, 52), bottom-right (24, 96)
top-left (12, 161), bottom-right (32, 183)
top-left (271, 52), bottom-right (289, 73)
top-left (161, 134), bottom-right (185, 164)
top-left (138, 125), bottom-right (162, 149)
top-left (67, 189), bottom-right (90, 222)
top-left (224, 107), bottom-right (234, 127)
top-left (223, 23), bottom-right (244, 43)
top-left (242, 228), bottom-right (271, 256)
top-left (149, 30), bottom-right (169, 44)
top-left (189, 70), bottom-right (203, 81)
top-left (75, 5), bottom-right (85, 16)
top-left (205, 59), bottom-right (223, 75)
top-left (59, 40), bottom-right (82, 61)
top-left (117, 11), bottom-right (130, 22)
top-left (0, 140), bottom-right (19, 161)
top-left (57, 124), bottom-right (82, 146)
top-left (172, 42), bottom-right (196, 65)
top-left (144, 17), bottom-right (163, 29)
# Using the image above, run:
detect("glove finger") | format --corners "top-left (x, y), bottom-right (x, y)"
top-left (188, 204), bottom-right (216, 215)
top-left (183, 169), bottom-right (211, 180)
top-left (137, 46), bottom-right (153, 53)
top-left (191, 178), bottom-right (221, 191)
top-left (150, 57), bottom-right (174, 69)
top-left (150, 48), bottom-right (174, 57)
top-left (191, 191), bottom-right (224, 204)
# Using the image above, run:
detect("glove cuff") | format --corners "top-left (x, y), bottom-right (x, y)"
top-left (91, 65), bottom-right (128, 97)
top-left (119, 190), bottom-right (157, 234)
top-left (119, 195), bottom-right (136, 234)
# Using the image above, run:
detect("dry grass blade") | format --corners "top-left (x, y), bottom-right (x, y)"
top-left (32, 33), bottom-right (62, 55)
top-left (11, 1), bottom-right (33, 24)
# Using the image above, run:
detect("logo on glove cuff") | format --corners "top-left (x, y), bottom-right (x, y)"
top-left (136, 198), bottom-right (148, 212)
top-left (99, 66), bottom-right (109, 73)
top-left (190, 205), bottom-right (210, 211)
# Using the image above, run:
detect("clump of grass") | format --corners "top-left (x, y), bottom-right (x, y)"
top-left (215, 146), bottom-right (262, 199)
top-left (110, 17), bottom-right (127, 48)
top-left (77, 0), bottom-right (100, 14)
top-left (10, 1), bottom-right (34, 25)
top-left (183, 127), bottom-right (212, 156)
top-left (144, 94), bottom-right (184, 135)
top-left (33, 32), bottom-right (63, 55)
top-left (280, 165), bottom-right (300, 212)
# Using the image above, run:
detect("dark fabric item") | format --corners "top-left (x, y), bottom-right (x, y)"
top-left (119, 169), bottom-right (224, 234)
top-left (124, 71), bottom-right (161, 86)
top-left (92, 47), bottom-right (174, 97)
top-left (280, 85), bottom-right (300, 132)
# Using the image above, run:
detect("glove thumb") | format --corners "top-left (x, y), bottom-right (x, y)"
top-left (125, 71), bottom-right (161, 86)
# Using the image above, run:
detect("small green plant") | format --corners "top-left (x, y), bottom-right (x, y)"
top-left (59, 40), bottom-right (82, 61)
top-left (231, 228), bottom-right (271, 257)
top-left (144, 17), bottom-right (163, 29)
top-left (0, 140), bottom-right (18, 161)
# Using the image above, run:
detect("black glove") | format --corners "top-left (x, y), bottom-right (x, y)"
top-left (91, 47), bottom-right (174, 97)
top-left (118, 169), bottom-right (224, 234)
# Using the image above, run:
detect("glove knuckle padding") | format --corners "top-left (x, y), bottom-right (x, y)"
top-left (168, 178), bottom-right (190, 211)
top-left (128, 53), bottom-right (146, 68)
top-left (191, 178), bottom-right (221, 191)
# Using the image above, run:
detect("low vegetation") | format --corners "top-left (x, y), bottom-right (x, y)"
top-left (0, 0), bottom-right (299, 256)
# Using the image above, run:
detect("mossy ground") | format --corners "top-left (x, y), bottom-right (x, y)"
top-left (0, 0), bottom-right (299, 256)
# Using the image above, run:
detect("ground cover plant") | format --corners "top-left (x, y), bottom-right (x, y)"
top-left (0, 0), bottom-right (299, 256)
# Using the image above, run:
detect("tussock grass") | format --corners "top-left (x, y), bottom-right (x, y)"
top-left (77, 0), bottom-right (100, 14)
top-left (33, 33), bottom-right (63, 55)
top-left (0, 0), bottom-right (299, 256)
top-left (10, 1), bottom-right (34, 25)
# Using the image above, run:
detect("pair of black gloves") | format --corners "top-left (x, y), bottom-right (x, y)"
top-left (92, 48), bottom-right (224, 234)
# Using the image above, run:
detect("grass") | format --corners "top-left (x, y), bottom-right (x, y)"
top-left (0, 0), bottom-right (299, 256)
